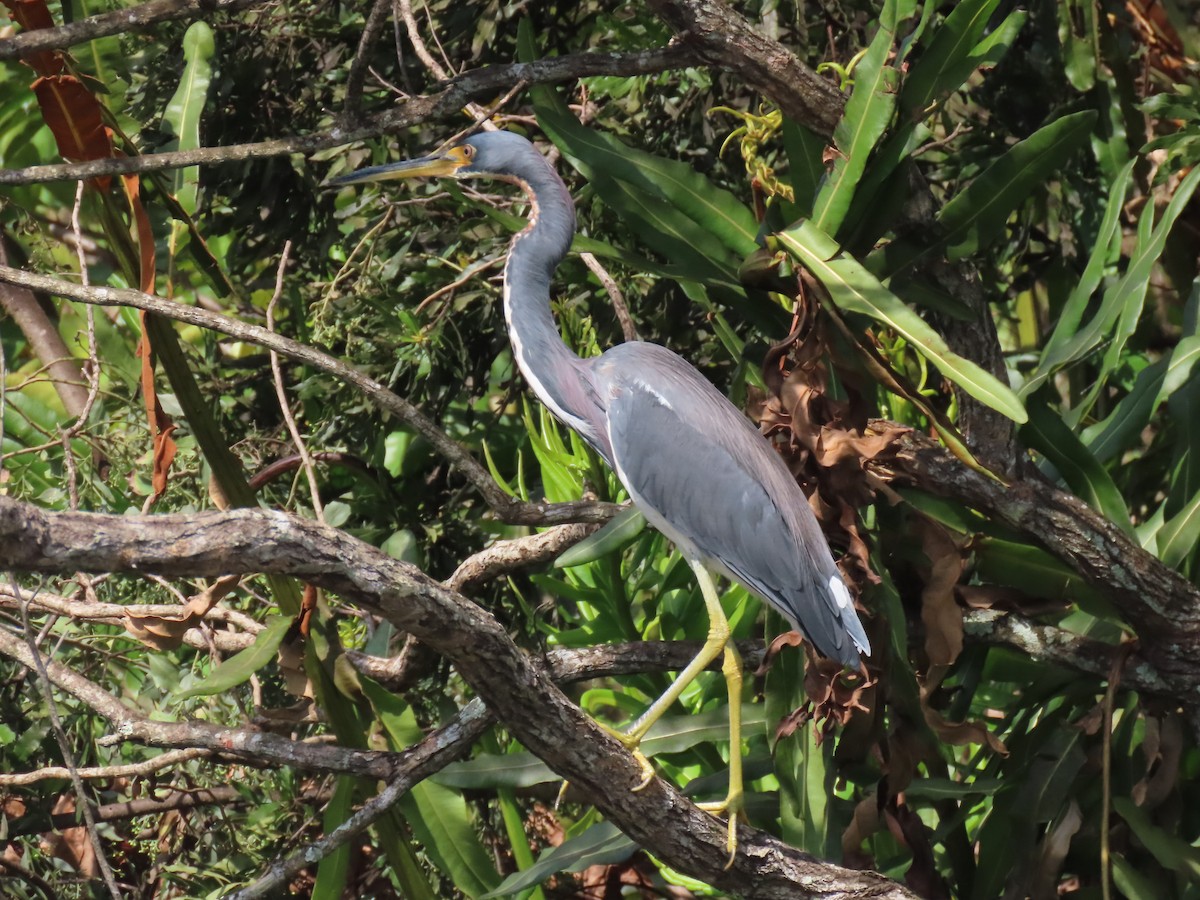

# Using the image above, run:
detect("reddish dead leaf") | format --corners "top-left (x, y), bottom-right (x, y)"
top-left (32, 75), bottom-right (111, 164)
top-left (270, 587), bottom-right (325, 702)
top-left (920, 696), bottom-right (1008, 756)
top-left (883, 799), bottom-right (949, 899)
top-left (751, 310), bottom-right (910, 602)
top-left (841, 796), bottom-right (880, 870)
top-left (756, 630), bottom-right (806, 676)
top-left (121, 173), bottom-right (156, 293)
top-left (40, 795), bottom-right (97, 877)
top-left (768, 646), bottom-right (873, 743)
top-left (2, 0), bottom-right (65, 75)
top-left (298, 583), bottom-right (318, 639)
top-left (916, 518), bottom-right (966, 669)
top-left (578, 854), bottom-right (658, 898)
top-left (137, 314), bottom-right (177, 504)
top-left (123, 574), bottom-right (240, 650)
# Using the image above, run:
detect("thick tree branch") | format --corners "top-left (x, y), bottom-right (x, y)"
top-left (648, 0), bottom-right (845, 137)
top-left (962, 609), bottom-right (1170, 695)
top-left (884, 427), bottom-right (1200, 691)
top-left (0, 264), bottom-right (618, 527)
top-left (0, 497), bottom-right (915, 899)
top-left (0, 47), bottom-right (699, 185)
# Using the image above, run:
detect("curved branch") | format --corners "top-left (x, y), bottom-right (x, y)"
top-left (884, 427), bottom-right (1200, 687)
top-left (648, 0), bottom-right (845, 136)
top-left (0, 46), bottom-right (700, 185)
top-left (0, 496), bottom-right (916, 899)
top-left (0, 264), bottom-right (618, 526)
top-left (0, 0), bottom-right (269, 61)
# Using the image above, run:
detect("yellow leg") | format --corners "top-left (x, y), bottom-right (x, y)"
top-left (696, 638), bottom-right (744, 867)
top-left (608, 562), bottom-right (745, 863)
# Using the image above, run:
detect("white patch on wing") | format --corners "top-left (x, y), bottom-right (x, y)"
top-left (828, 574), bottom-right (854, 611)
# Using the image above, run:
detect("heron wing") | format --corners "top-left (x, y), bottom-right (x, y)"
top-left (596, 345), bottom-right (868, 666)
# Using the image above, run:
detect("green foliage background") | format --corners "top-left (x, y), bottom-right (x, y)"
top-left (3, 0), bottom-right (1200, 897)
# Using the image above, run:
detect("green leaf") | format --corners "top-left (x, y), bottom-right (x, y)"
top-left (973, 538), bottom-right (1106, 609)
top-left (903, 777), bottom-right (1004, 800)
top-left (176, 615), bottom-right (292, 700)
top-left (480, 822), bottom-right (635, 898)
top-left (778, 219), bottom-right (1027, 422)
top-left (363, 679), bottom-right (501, 896)
top-left (1156, 485), bottom-right (1200, 570)
top-left (781, 117), bottom-right (827, 215)
top-left (1021, 400), bottom-right (1132, 532)
top-left (555, 507), bottom-right (646, 567)
top-left (1024, 165), bottom-right (1200, 405)
top-left (811, 0), bottom-right (916, 235)
top-left (434, 751), bottom-right (557, 790)
top-left (1112, 854), bottom-right (1163, 900)
top-left (163, 21), bottom-right (214, 216)
top-left (311, 777), bottom-right (355, 900)
top-left (899, 0), bottom-right (1003, 116)
top-left (1082, 335), bottom-right (1200, 462)
top-left (939, 111), bottom-right (1097, 260)
top-left (1114, 796), bottom-right (1200, 877)
top-left (524, 48), bottom-right (757, 263)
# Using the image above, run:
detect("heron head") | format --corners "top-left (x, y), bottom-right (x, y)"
top-left (330, 131), bottom-right (540, 186)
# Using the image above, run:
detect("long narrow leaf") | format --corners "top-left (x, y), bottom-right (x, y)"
top-left (1082, 335), bottom-right (1200, 462)
top-left (175, 615), bottom-right (292, 699)
top-left (364, 679), bottom-right (501, 897)
top-left (900, 0), bottom-right (1003, 116)
top-left (811, 0), bottom-right (917, 234)
top-left (939, 111), bottom-right (1097, 260)
top-left (163, 21), bottom-right (214, 216)
top-left (481, 822), bottom-right (635, 899)
top-left (1025, 165), bottom-right (1200, 402)
top-left (778, 220), bottom-right (1027, 422)
top-left (1021, 401), bottom-right (1132, 532)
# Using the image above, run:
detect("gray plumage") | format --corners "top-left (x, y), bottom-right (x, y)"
top-left (346, 130), bottom-right (870, 667)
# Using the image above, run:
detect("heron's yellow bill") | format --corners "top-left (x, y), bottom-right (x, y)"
top-left (329, 144), bottom-right (472, 186)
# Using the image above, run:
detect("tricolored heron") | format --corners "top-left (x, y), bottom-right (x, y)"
top-left (334, 130), bottom-right (870, 857)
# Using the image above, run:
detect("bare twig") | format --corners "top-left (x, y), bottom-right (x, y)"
top-left (0, 748), bottom-right (211, 787)
top-left (0, 265), bottom-right (619, 527)
top-left (648, 0), bottom-right (846, 136)
top-left (265, 243), bottom-right (324, 520)
top-left (226, 698), bottom-right (492, 900)
top-left (0, 0), bottom-right (269, 60)
top-left (445, 522), bottom-right (599, 593)
top-left (0, 47), bottom-right (700, 186)
top-left (343, 0), bottom-right (395, 117)
top-left (0, 497), bottom-right (918, 897)
top-left (12, 581), bottom-right (122, 900)
top-left (0, 853), bottom-right (58, 900)
top-left (581, 252), bottom-right (639, 342)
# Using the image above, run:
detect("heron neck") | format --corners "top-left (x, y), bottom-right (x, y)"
top-left (502, 162), bottom-right (607, 453)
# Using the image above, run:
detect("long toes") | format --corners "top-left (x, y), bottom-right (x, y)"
top-left (696, 795), bottom-right (742, 866)
top-left (598, 723), bottom-right (657, 789)
top-left (630, 750), bottom-right (656, 791)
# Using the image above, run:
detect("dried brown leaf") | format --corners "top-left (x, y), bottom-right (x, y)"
top-left (841, 796), bottom-right (881, 870)
top-left (917, 519), bottom-right (966, 668)
top-left (921, 702), bottom-right (1008, 756)
top-left (122, 574), bottom-right (241, 650)
top-left (40, 795), bottom-right (96, 877)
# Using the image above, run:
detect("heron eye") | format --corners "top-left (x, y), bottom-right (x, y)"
top-left (462, 145), bottom-right (475, 159)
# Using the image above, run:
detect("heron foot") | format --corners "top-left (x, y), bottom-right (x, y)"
top-left (598, 722), bottom-right (657, 790)
top-left (697, 788), bottom-right (744, 869)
